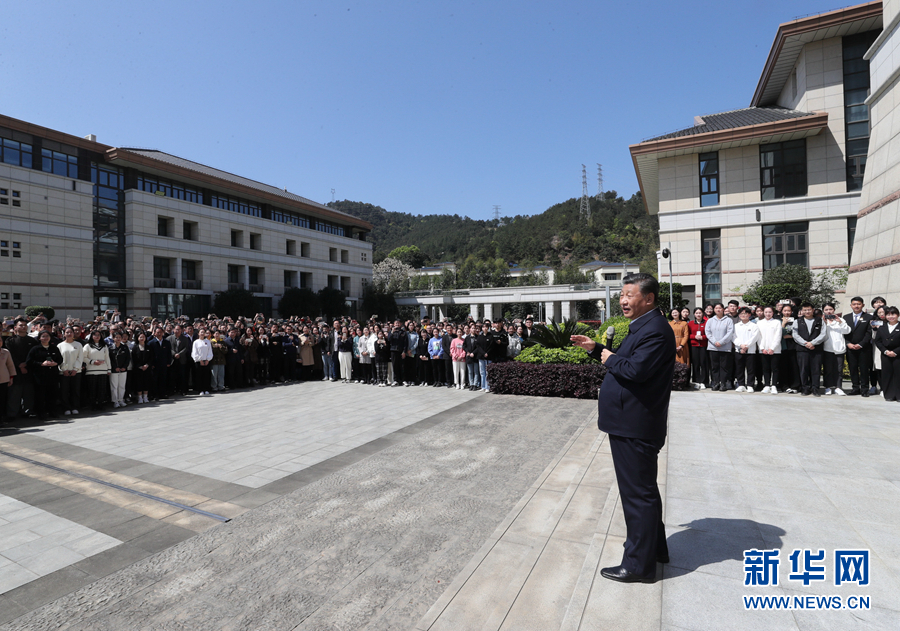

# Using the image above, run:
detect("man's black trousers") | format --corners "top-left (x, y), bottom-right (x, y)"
top-left (609, 434), bottom-right (667, 578)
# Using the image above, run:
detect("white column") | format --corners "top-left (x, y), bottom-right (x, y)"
top-left (174, 257), bottom-right (182, 289)
top-left (437, 306), bottom-right (445, 321)
top-left (560, 301), bottom-right (573, 320)
top-left (483, 303), bottom-right (494, 321)
top-left (470, 303), bottom-right (480, 320)
top-left (419, 305), bottom-right (427, 319)
top-left (545, 301), bottom-right (557, 322)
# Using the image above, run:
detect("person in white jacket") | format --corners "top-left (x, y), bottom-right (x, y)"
top-left (732, 307), bottom-right (760, 392)
top-left (822, 302), bottom-right (851, 395)
top-left (57, 326), bottom-right (84, 414)
top-left (83, 330), bottom-right (111, 409)
top-left (191, 329), bottom-right (214, 396)
top-left (756, 307), bottom-right (783, 394)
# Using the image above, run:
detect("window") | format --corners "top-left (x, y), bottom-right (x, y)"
top-left (183, 221), bottom-right (197, 241)
top-left (361, 277), bottom-right (368, 287)
top-left (316, 221), bottom-right (345, 237)
top-left (328, 275), bottom-right (339, 290)
top-left (329, 248), bottom-right (338, 262)
top-left (227, 265), bottom-right (241, 287)
top-left (340, 250), bottom-right (349, 264)
top-left (12, 293), bottom-right (20, 300)
top-left (760, 140), bottom-right (807, 200)
top-left (0, 138), bottom-right (33, 168)
top-left (137, 174), bottom-right (202, 204)
top-left (12, 251), bottom-right (20, 258)
top-left (271, 208), bottom-right (310, 228)
top-left (763, 222), bottom-right (809, 270)
top-left (284, 270), bottom-right (297, 289)
top-left (300, 242), bottom-right (310, 258)
top-left (158, 217), bottom-right (170, 237)
top-left (231, 230), bottom-right (243, 247)
top-left (603, 273), bottom-right (620, 281)
top-left (699, 152), bottom-right (719, 207)
top-left (340, 276), bottom-right (351, 292)
top-left (0, 250), bottom-right (7, 257)
top-left (300, 272), bottom-right (312, 289)
top-left (286, 240), bottom-right (296, 255)
top-left (12, 242), bottom-right (19, 248)
top-left (153, 257), bottom-right (171, 279)
top-left (0, 199), bottom-right (7, 206)
top-left (848, 217), bottom-right (858, 264)
top-left (249, 267), bottom-right (264, 292)
top-left (844, 30), bottom-right (879, 191)
top-left (182, 260), bottom-right (197, 281)
top-left (0, 241), bottom-right (6, 247)
top-left (41, 149), bottom-right (78, 178)
top-left (361, 252), bottom-right (367, 262)
top-left (701, 229), bottom-right (722, 305)
top-left (0, 189), bottom-right (6, 195)
top-left (11, 199), bottom-right (20, 207)
top-left (211, 193), bottom-right (261, 217)
top-left (249, 233), bottom-right (261, 250)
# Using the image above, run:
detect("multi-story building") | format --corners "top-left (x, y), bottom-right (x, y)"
top-left (577, 261), bottom-right (640, 288)
top-left (0, 114), bottom-right (373, 320)
top-left (630, 2), bottom-right (883, 309)
top-left (846, 0), bottom-right (900, 302)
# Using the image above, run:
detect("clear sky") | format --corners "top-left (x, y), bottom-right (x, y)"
top-left (4, 0), bottom-right (845, 220)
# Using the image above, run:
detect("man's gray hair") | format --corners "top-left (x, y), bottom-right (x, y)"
top-left (622, 273), bottom-right (659, 305)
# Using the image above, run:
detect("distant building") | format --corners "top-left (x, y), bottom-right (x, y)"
top-left (408, 262), bottom-right (457, 277)
top-left (0, 114), bottom-right (373, 320)
top-left (508, 263), bottom-right (555, 284)
top-left (631, 2), bottom-right (883, 309)
top-left (577, 261), bottom-right (640, 288)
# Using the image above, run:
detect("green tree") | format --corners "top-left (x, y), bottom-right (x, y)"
top-left (387, 245), bottom-right (427, 268)
top-left (554, 263), bottom-right (593, 285)
top-left (214, 289), bottom-right (259, 318)
top-left (317, 287), bottom-right (347, 320)
top-left (657, 282), bottom-right (689, 311)
top-left (25, 306), bottom-right (55, 320)
top-left (278, 287), bottom-right (320, 318)
top-left (360, 287), bottom-right (397, 321)
top-left (742, 264), bottom-right (843, 307)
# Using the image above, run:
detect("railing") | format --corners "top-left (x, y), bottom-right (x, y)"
top-left (227, 282), bottom-right (244, 290)
top-left (181, 279), bottom-right (202, 290)
top-left (249, 284), bottom-right (265, 293)
top-left (153, 278), bottom-right (175, 288)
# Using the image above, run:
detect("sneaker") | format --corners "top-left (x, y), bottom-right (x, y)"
top-left (113, 402), bottom-right (120, 408)
top-left (64, 410), bottom-right (71, 416)
top-left (825, 388), bottom-right (833, 395)
top-left (119, 401), bottom-right (126, 407)
top-left (770, 388), bottom-right (777, 395)
top-left (698, 383), bottom-right (706, 390)
top-left (835, 388), bottom-right (847, 396)
top-left (761, 386), bottom-right (769, 394)
top-left (72, 409), bottom-right (79, 414)
top-left (735, 386), bottom-right (745, 393)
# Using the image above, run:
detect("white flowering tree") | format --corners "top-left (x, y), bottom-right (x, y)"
top-left (372, 257), bottom-right (412, 294)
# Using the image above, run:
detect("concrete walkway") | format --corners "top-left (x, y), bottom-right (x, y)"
top-left (1, 385), bottom-right (898, 630)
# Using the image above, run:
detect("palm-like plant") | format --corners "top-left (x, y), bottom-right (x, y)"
top-left (525, 317), bottom-right (595, 349)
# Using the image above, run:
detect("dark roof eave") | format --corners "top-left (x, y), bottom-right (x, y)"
top-left (105, 148), bottom-right (373, 231)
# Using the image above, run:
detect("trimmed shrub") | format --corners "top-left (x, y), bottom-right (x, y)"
top-left (488, 360), bottom-right (692, 399)
top-left (516, 345), bottom-right (599, 365)
top-left (24, 306), bottom-right (55, 320)
top-left (599, 316), bottom-right (630, 350)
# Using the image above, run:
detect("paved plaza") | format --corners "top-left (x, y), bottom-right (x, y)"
top-left (0, 381), bottom-right (898, 630)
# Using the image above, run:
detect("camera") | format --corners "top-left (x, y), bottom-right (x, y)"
top-left (824, 314), bottom-right (835, 320)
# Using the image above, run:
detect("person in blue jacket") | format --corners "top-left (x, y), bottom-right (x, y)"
top-left (571, 273), bottom-right (675, 583)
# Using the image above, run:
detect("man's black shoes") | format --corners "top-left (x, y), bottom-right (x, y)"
top-left (600, 565), bottom-right (656, 583)
top-left (657, 553), bottom-right (669, 564)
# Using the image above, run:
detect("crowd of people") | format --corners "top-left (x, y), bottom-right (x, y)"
top-left (0, 310), bottom-right (537, 426)
top-left (666, 295), bottom-right (900, 401)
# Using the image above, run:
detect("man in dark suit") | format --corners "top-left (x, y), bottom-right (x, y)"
top-left (844, 296), bottom-right (872, 396)
top-left (572, 273), bottom-right (675, 583)
top-left (167, 325), bottom-right (192, 396)
top-left (792, 302), bottom-right (826, 396)
top-left (148, 327), bottom-right (172, 400)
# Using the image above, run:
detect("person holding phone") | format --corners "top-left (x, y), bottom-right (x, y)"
top-left (822, 303), bottom-right (850, 395)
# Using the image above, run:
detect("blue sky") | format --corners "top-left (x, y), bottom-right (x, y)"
top-left (4, 0), bottom-right (842, 220)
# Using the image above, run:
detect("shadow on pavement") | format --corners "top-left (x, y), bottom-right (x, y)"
top-left (663, 517), bottom-right (786, 579)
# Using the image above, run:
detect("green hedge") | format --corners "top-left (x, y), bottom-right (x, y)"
top-left (516, 345), bottom-right (599, 365)
top-left (600, 316), bottom-right (630, 350)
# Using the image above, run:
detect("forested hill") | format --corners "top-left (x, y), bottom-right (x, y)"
top-left (327, 191), bottom-right (659, 269)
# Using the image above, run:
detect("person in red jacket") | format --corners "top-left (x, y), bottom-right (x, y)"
top-left (687, 307), bottom-right (709, 389)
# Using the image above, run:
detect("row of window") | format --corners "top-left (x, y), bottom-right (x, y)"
top-left (698, 139), bottom-right (810, 207)
top-left (700, 218), bottom-right (856, 304)
top-left (0, 187), bottom-right (22, 207)
top-left (152, 256), bottom-right (356, 294)
top-left (0, 239), bottom-right (22, 259)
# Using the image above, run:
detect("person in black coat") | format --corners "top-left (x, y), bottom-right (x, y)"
top-left (388, 320), bottom-right (407, 386)
top-left (874, 306), bottom-right (900, 402)
top-left (25, 331), bottom-right (63, 419)
top-left (572, 273), bottom-right (675, 583)
top-left (167, 325), bottom-right (192, 395)
top-left (148, 328), bottom-right (172, 400)
top-left (223, 328), bottom-right (245, 388)
top-left (843, 296), bottom-right (873, 396)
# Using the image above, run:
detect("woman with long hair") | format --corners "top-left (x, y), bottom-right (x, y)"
top-left (687, 307), bottom-right (708, 389)
top-left (870, 305), bottom-right (887, 395)
top-left (131, 331), bottom-right (153, 403)
top-left (83, 330), bottom-right (110, 410)
top-left (26, 331), bottom-right (63, 419)
top-left (756, 306), bottom-right (782, 394)
top-left (706, 303), bottom-right (734, 391)
top-left (669, 308), bottom-right (690, 365)
top-left (58, 326), bottom-right (84, 414)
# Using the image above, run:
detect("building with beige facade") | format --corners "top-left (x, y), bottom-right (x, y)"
top-left (846, 0), bottom-right (900, 302)
top-left (0, 114), bottom-right (373, 321)
top-left (631, 2), bottom-right (884, 309)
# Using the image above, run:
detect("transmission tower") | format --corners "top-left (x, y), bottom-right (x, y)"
top-left (596, 164), bottom-right (603, 198)
top-left (580, 165), bottom-right (591, 222)
top-left (492, 205), bottom-right (501, 222)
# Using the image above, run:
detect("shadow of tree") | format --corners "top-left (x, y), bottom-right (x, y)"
top-left (662, 518), bottom-right (786, 579)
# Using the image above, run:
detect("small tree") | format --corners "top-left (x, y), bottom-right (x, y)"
top-left (360, 287), bottom-right (397, 321)
top-left (372, 257), bottom-right (412, 294)
top-left (657, 282), bottom-right (689, 311)
top-left (25, 306), bottom-right (56, 320)
top-left (278, 287), bottom-right (320, 319)
top-left (554, 263), bottom-right (593, 285)
top-left (318, 287), bottom-right (347, 320)
top-left (387, 245), bottom-right (427, 268)
top-left (214, 289), bottom-right (259, 318)
top-left (742, 264), bottom-right (845, 307)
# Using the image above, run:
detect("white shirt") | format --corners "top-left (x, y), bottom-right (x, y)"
top-left (823, 317), bottom-right (851, 354)
top-left (191, 338), bottom-right (214, 362)
top-left (732, 320), bottom-right (760, 353)
top-left (756, 318), bottom-right (783, 354)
